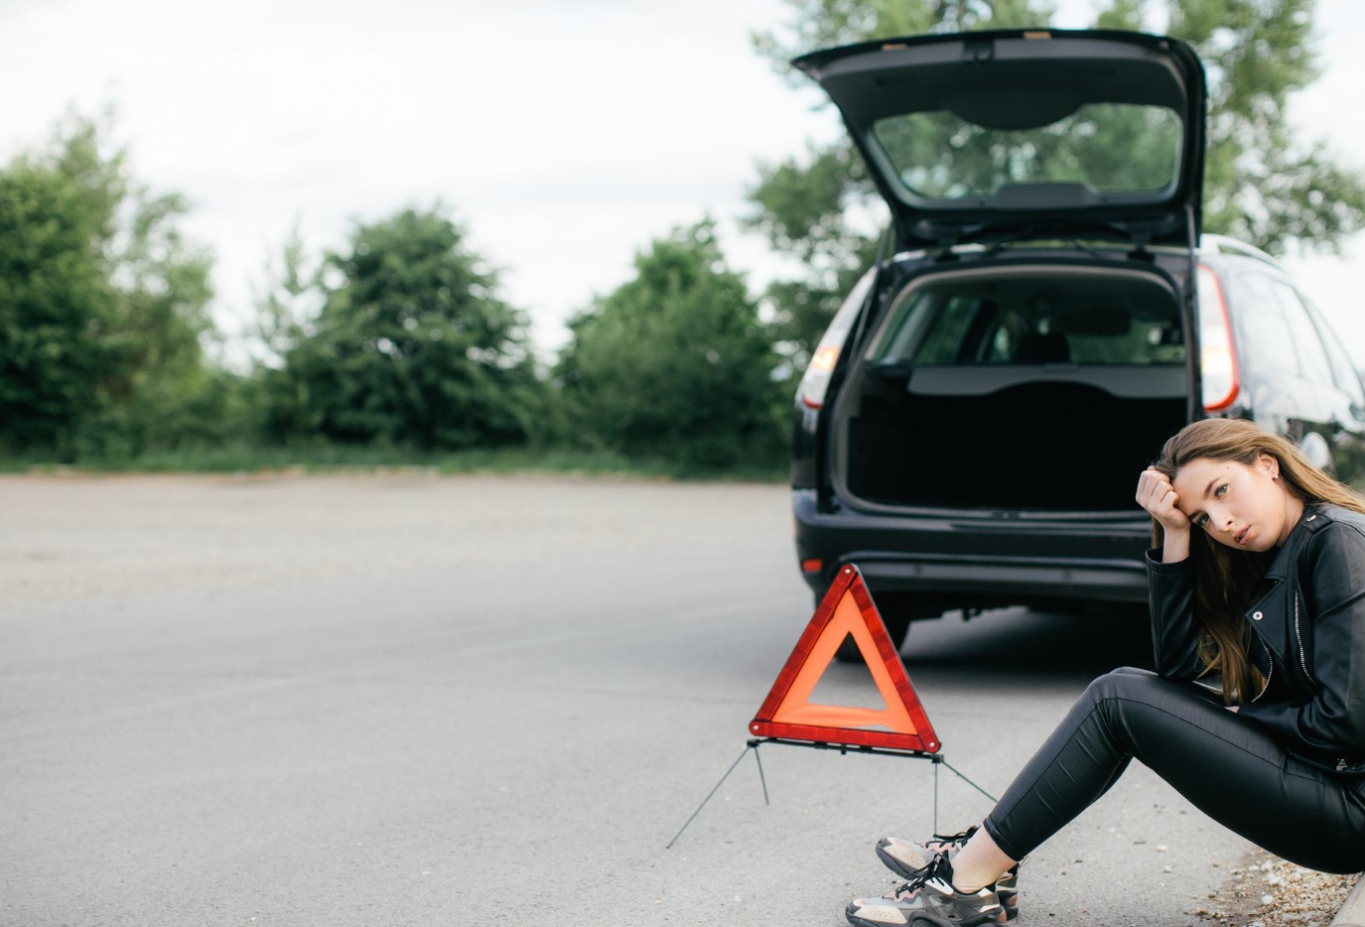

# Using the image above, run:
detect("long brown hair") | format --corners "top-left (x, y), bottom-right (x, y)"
top-left (1150, 419), bottom-right (1365, 704)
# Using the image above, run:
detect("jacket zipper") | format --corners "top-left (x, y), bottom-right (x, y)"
top-left (1294, 593), bottom-right (1313, 683)
top-left (1252, 639), bottom-right (1273, 702)
top-left (1291, 593), bottom-right (1344, 771)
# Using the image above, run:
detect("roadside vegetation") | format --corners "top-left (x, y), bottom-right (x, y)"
top-left (3, 0), bottom-right (1363, 479)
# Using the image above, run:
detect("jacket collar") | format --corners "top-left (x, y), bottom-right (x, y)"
top-left (1260, 502), bottom-right (1323, 582)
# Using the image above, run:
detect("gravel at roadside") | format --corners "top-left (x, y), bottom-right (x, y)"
top-left (1195, 849), bottom-right (1358, 927)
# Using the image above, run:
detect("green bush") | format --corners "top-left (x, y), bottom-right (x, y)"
top-left (0, 115), bottom-right (218, 461)
top-left (556, 220), bottom-right (787, 471)
top-left (261, 207), bottom-right (547, 451)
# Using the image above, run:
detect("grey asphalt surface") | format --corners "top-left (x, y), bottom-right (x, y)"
top-left (0, 474), bottom-right (1252, 926)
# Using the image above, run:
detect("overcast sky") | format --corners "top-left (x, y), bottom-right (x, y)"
top-left (2, 0), bottom-right (1363, 365)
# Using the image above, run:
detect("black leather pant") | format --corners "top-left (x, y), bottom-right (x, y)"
top-left (981, 667), bottom-right (1365, 874)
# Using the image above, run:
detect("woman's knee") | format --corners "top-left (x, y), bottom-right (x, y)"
top-left (1082, 666), bottom-right (1160, 703)
top-left (1110, 666), bottom-right (1154, 678)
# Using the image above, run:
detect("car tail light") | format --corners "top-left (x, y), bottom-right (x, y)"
top-left (800, 558), bottom-right (823, 574)
top-left (797, 346), bottom-right (840, 409)
top-left (795, 269), bottom-right (876, 410)
top-left (1196, 264), bottom-right (1239, 412)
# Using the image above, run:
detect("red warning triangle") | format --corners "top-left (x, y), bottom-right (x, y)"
top-left (750, 564), bottom-right (940, 754)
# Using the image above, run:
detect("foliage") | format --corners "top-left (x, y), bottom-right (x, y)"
top-left (1165, 0), bottom-right (1365, 249)
top-left (747, 0), bottom-right (1365, 368)
top-left (3, 443), bottom-right (787, 482)
top-left (0, 113), bottom-right (219, 459)
top-left (556, 220), bottom-right (786, 470)
top-left (251, 222), bottom-right (319, 370)
top-left (260, 206), bottom-right (546, 450)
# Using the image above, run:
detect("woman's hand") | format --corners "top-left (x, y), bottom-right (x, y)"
top-left (1136, 467), bottom-right (1191, 535)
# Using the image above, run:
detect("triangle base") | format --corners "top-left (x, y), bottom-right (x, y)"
top-left (750, 720), bottom-right (937, 753)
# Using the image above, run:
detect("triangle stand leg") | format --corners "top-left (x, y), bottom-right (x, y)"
top-left (666, 743), bottom-right (765, 850)
top-left (752, 739), bottom-right (770, 806)
top-left (940, 757), bottom-right (1000, 805)
top-left (934, 754), bottom-right (940, 836)
top-left (666, 738), bottom-right (997, 852)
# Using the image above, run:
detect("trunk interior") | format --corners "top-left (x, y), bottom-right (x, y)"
top-left (837, 266), bottom-right (1191, 513)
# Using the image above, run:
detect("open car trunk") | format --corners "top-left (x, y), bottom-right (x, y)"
top-left (791, 30), bottom-right (1207, 252)
top-left (835, 265), bottom-right (1192, 513)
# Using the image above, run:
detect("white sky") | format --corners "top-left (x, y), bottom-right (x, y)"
top-left (1, 0), bottom-right (1363, 366)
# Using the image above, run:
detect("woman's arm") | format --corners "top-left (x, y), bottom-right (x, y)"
top-left (1137, 468), bottom-right (1203, 680)
top-left (1146, 546), bottom-right (1203, 680)
top-left (1239, 521), bottom-right (1365, 758)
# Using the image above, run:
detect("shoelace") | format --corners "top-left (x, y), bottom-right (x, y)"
top-left (888, 855), bottom-right (951, 900)
top-left (887, 879), bottom-right (926, 902)
top-left (928, 826), bottom-right (976, 845)
top-left (921, 825), bottom-right (977, 857)
top-left (926, 828), bottom-right (1021, 881)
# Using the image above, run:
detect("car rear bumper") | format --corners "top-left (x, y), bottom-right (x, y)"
top-left (793, 489), bottom-right (1151, 605)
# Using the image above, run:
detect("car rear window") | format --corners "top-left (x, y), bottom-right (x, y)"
top-left (873, 274), bottom-right (1185, 367)
top-left (871, 103), bottom-right (1183, 201)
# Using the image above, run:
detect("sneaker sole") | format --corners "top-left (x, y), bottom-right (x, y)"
top-left (905, 912), bottom-right (1009, 927)
top-left (846, 906), bottom-right (1007, 927)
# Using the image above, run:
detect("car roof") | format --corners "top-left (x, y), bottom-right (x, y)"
top-left (1197, 234), bottom-right (1286, 273)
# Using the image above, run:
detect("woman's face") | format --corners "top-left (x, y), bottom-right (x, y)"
top-left (1170, 454), bottom-right (1303, 551)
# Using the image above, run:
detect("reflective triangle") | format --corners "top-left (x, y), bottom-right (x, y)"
top-left (750, 564), bottom-right (940, 754)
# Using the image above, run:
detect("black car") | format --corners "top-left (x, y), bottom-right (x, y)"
top-left (788, 29), bottom-right (1365, 651)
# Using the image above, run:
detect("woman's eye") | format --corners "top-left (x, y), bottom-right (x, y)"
top-left (1195, 513), bottom-right (1210, 528)
top-left (1215, 483), bottom-right (1228, 498)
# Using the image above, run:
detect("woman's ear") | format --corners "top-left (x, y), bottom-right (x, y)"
top-left (1258, 452), bottom-right (1279, 481)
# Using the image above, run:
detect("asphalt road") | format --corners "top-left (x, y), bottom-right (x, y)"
top-left (0, 474), bottom-right (1251, 926)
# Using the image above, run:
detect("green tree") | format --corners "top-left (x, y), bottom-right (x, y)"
top-left (0, 113), bottom-right (219, 458)
top-left (263, 206), bottom-right (543, 450)
top-left (251, 222), bottom-right (319, 370)
top-left (556, 220), bottom-right (785, 470)
top-left (749, 0), bottom-right (1365, 368)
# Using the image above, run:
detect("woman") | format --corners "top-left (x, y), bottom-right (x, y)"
top-left (845, 418), bottom-right (1365, 927)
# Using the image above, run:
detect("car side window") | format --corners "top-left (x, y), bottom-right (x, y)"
top-left (1231, 273), bottom-right (1300, 376)
top-left (1303, 298), bottom-right (1365, 407)
top-left (1270, 281), bottom-right (1334, 387)
top-left (913, 296), bottom-right (984, 364)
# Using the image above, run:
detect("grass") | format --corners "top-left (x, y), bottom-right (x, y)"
top-left (1, 443), bottom-right (789, 483)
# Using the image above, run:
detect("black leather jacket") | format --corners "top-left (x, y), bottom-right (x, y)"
top-left (1147, 502), bottom-right (1365, 775)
